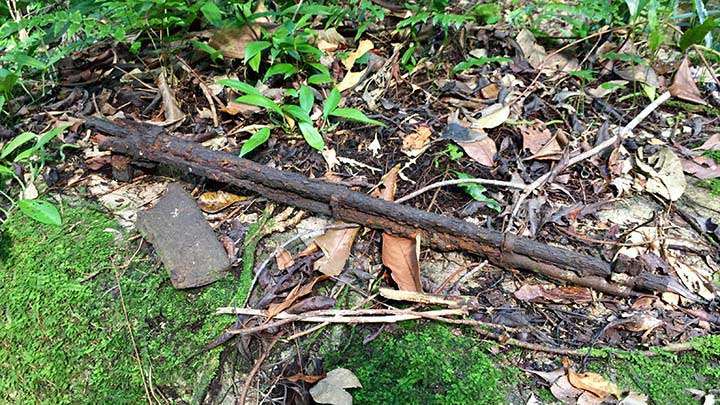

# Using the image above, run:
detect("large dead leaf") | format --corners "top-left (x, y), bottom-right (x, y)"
top-left (314, 225), bottom-right (360, 276)
top-left (614, 64), bottom-right (660, 87)
top-left (208, 2), bottom-right (269, 59)
top-left (309, 368), bottom-right (362, 405)
top-left (197, 190), bottom-right (248, 213)
top-left (567, 370), bottom-right (621, 399)
top-left (698, 134), bottom-right (720, 151)
top-left (682, 155), bottom-right (720, 179)
top-left (551, 375), bottom-right (584, 402)
top-left (337, 68), bottom-right (367, 92)
top-left (401, 126), bottom-right (432, 157)
top-left (375, 166), bottom-right (423, 292)
top-left (520, 124), bottom-right (562, 161)
top-left (516, 29), bottom-right (579, 73)
top-left (669, 57), bottom-right (706, 105)
top-left (667, 251), bottom-right (716, 301)
top-left (514, 284), bottom-right (592, 303)
top-left (343, 39), bottom-right (374, 70)
top-left (459, 137), bottom-right (496, 167)
top-left (317, 28), bottom-right (346, 53)
top-left (635, 147), bottom-right (686, 201)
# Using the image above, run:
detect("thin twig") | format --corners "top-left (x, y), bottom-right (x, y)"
top-left (396, 178), bottom-right (526, 204)
top-left (510, 91), bottom-right (671, 218)
top-left (239, 334), bottom-right (281, 405)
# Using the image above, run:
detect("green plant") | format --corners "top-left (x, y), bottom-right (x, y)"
top-left (452, 55), bottom-right (511, 74)
top-left (219, 79), bottom-right (383, 152)
top-left (454, 171), bottom-right (501, 212)
top-left (0, 124), bottom-right (70, 224)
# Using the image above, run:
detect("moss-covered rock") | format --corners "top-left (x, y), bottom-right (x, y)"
top-left (0, 204), bottom-right (238, 403)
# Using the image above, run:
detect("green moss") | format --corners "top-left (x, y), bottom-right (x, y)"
top-left (324, 323), bottom-right (514, 404)
top-left (0, 204), bottom-right (237, 403)
top-left (586, 336), bottom-right (720, 403)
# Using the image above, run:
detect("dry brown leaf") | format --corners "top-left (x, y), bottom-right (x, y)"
top-left (459, 137), bottom-right (496, 167)
top-left (682, 155), bottom-right (720, 179)
top-left (375, 165), bottom-right (423, 292)
top-left (669, 57), bottom-right (706, 105)
top-left (343, 39), bottom-right (374, 70)
top-left (157, 71), bottom-right (185, 123)
top-left (516, 29), bottom-right (579, 73)
top-left (286, 374), bottom-right (325, 384)
top-left (636, 147), bottom-right (686, 201)
top-left (382, 233), bottom-right (422, 292)
top-left (520, 124), bottom-right (562, 160)
top-left (276, 248), bottom-right (294, 270)
top-left (550, 375), bottom-right (584, 403)
top-left (222, 100), bottom-right (261, 116)
top-left (266, 275), bottom-right (329, 319)
top-left (197, 190), bottom-right (248, 213)
top-left (567, 370), bottom-right (621, 399)
top-left (337, 68), bottom-right (367, 92)
top-left (401, 126), bottom-right (432, 157)
top-left (208, 2), bottom-right (269, 59)
top-left (698, 134), bottom-right (720, 151)
top-left (317, 28), bottom-right (346, 53)
top-left (515, 284), bottom-right (592, 303)
top-left (314, 225), bottom-right (360, 276)
top-left (614, 64), bottom-right (660, 87)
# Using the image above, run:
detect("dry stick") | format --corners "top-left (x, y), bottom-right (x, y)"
top-left (510, 91), bottom-right (672, 218)
top-left (396, 178), bottom-right (527, 204)
top-left (238, 334), bottom-right (280, 405)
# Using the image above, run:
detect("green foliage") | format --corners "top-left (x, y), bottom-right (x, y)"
top-left (680, 16), bottom-right (719, 51)
top-left (453, 55), bottom-right (512, 74)
top-left (16, 199), bottom-right (61, 225)
top-left (0, 205), bottom-right (238, 402)
top-left (454, 171), bottom-right (502, 212)
top-left (324, 323), bottom-right (512, 404)
top-left (239, 127), bottom-right (271, 157)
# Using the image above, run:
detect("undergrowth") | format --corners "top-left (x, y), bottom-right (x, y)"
top-left (0, 203), bottom-right (236, 403)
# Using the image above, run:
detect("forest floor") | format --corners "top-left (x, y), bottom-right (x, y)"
top-left (1, 1), bottom-right (720, 403)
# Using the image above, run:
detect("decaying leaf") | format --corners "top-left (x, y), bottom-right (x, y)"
top-left (516, 29), bottom-right (579, 73)
top-left (157, 70), bottom-right (185, 123)
top-left (514, 284), bottom-right (592, 303)
top-left (551, 375), bottom-right (585, 403)
top-left (197, 190), bottom-right (248, 213)
top-left (698, 134), bottom-right (720, 151)
top-left (337, 68), bottom-right (367, 92)
top-left (309, 368), bottom-right (362, 405)
top-left (682, 155), bottom-right (720, 179)
top-left (266, 275), bottom-right (328, 318)
top-left (401, 126), bottom-right (432, 157)
top-left (443, 111), bottom-right (496, 167)
top-left (317, 28), bottom-right (346, 53)
top-left (635, 147), bottom-right (687, 201)
top-left (614, 64), bottom-right (660, 87)
top-left (208, 2), bottom-right (269, 59)
top-left (567, 370), bottom-right (621, 399)
top-left (287, 373), bottom-right (324, 384)
top-left (667, 251), bottom-right (716, 301)
top-left (470, 103), bottom-right (510, 129)
top-left (343, 39), bottom-right (374, 70)
top-left (374, 166), bottom-right (423, 292)
top-left (669, 57), bottom-right (706, 105)
top-left (275, 248), bottom-right (294, 270)
top-left (520, 123), bottom-right (562, 161)
top-left (459, 137), bottom-right (496, 167)
top-left (314, 225), bottom-right (360, 276)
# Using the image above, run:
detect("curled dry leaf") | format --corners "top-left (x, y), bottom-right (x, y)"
top-left (520, 123), bottom-right (562, 161)
top-left (516, 29), bottom-right (579, 73)
top-left (208, 1), bottom-right (269, 59)
top-left (317, 28), bottom-right (346, 53)
top-left (471, 103), bottom-right (510, 129)
top-left (401, 126), bottom-right (432, 157)
top-left (443, 111), bottom-right (496, 167)
top-left (635, 147), bottom-right (687, 201)
top-left (375, 165), bottom-right (423, 292)
top-left (197, 190), bottom-right (248, 213)
top-left (551, 375), bottom-right (584, 403)
top-left (567, 370), bottom-right (621, 399)
top-left (669, 57), bottom-right (706, 105)
top-left (314, 225), bottom-right (360, 276)
top-left (275, 248), bottom-right (294, 270)
top-left (343, 39), bottom-right (374, 70)
top-left (157, 70), bottom-right (185, 123)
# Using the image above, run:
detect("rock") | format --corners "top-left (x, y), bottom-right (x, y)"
top-left (137, 183), bottom-right (230, 288)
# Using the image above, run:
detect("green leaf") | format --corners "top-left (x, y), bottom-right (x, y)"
top-left (0, 95), bottom-right (5, 113)
top-left (263, 63), bottom-right (297, 81)
top-left (36, 125), bottom-right (68, 150)
top-left (680, 17), bottom-right (718, 51)
top-left (452, 56), bottom-right (511, 74)
top-left (217, 79), bottom-right (261, 95)
top-left (239, 127), bottom-right (271, 157)
top-left (298, 122), bottom-right (325, 150)
top-left (244, 41), bottom-right (271, 71)
top-left (17, 199), bottom-right (62, 226)
top-left (0, 68), bottom-right (17, 93)
top-left (308, 73), bottom-right (333, 85)
top-left (200, 1), bottom-right (223, 27)
top-left (323, 88), bottom-right (341, 119)
top-left (192, 40), bottom-right (224, 62)
top-left (14, 54), bottom-right (45, 70)
top-left (454, 172), bottom-right (501, 212)
top-left (0, 132), bottom-right (36, 160)
top-left (299, 85), bottom-right (314, 113)
top-left (282, 105), bottom-right (311, 123)
top-left (0, 165), bottom-right (13, 177)
top-left (329, 108), bottom-right (385, 126)
top-left (235, 94), bottom-right (282, 115)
